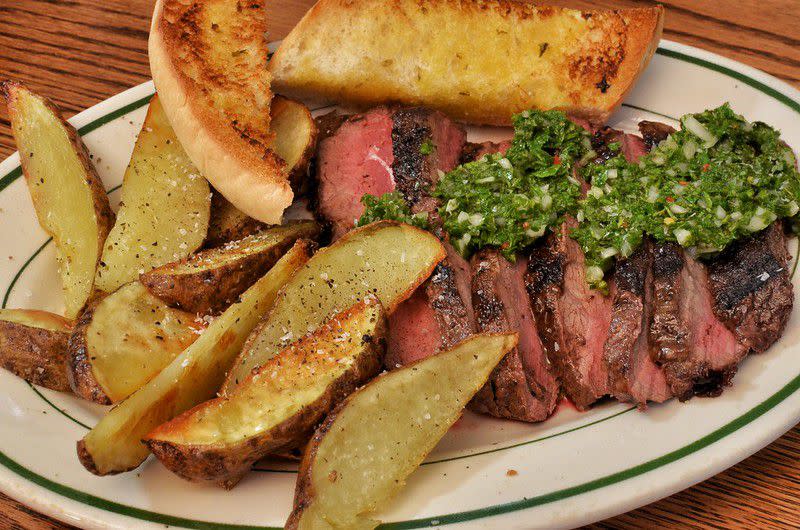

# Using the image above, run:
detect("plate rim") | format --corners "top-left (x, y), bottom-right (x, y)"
top-left (1, 39), bottom-right (799, 529)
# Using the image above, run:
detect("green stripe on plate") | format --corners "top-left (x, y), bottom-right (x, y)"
top-left (0, 46), bottom-right (799, 529)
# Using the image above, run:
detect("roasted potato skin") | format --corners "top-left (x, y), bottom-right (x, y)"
top-left (140, 221), bottom-right (321, 314)
top-left (67, 293), bottom-right (112, 404)
top-left (271, 96), bottom-right (318, 195)
top-left (0, 312), bottom-right (72, 392)
top-left (205, 191), bottom-right (267, 248)
top-left (145, 305), bottom-right (386, 489)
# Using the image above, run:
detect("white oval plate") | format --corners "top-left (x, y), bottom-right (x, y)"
top-left (1, 40), bottom-right (799, 530)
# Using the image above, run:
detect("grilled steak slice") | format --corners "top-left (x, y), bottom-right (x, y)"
top-left (470, 250), bottom-right (558, 422)
top-left (650, 243), bottom-right (740, 401)
top-left (591, 127), bottom-right (648, 164)
top-left (527, 222), bottom-right (612, 410)
top-left (460, 140), bottom-right (512, 164)
top-left (386, 242), bottom-right (475, 368)
top-left (316, 106), bottom-right (465, 238)
top-left (638, 120), bottom-right (675, 149)
top-left (316, 107), bottom-right (395, 239)
top-left (314, 110), bottom-right (350, 143)
top-left (391, 107), bottom-right (465, 212)
top-left (707, 222), bottom-right (793, 354)
top-left (603, 242), bottom-right (670, 406)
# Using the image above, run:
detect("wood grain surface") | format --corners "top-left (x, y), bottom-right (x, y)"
top-left (1, 1), bottom-right (799, 528)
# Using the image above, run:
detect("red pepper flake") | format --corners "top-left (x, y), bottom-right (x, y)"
top-left (702, 163), bottom-right (710, 172)
top-left (679, 180), bottom-right (688, 186)
top-left (666, 196), bottom-right (675, 203)
top-left (501, 242), bottom-right (510, 250)
top-left (522, 221), bottom-right (530, 229)
top-left (553, 154), bottom-right (561, 166)
top-left (506, 469), bottom-right (518, 477)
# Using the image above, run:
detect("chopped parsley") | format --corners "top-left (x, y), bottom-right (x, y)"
top-left (356, 192), bottom-right (429, 229)
top-left (573, 104), bottom-right (800, 287)
top-left (420, 138), bottom-right (435, 155)
top-left (432, 110), bottom-right (590, 257)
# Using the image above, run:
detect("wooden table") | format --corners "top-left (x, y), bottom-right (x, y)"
top-left (1, 0), bottom-right (799, 528)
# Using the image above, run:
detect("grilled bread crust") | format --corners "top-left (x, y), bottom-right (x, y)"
top-left (269, 0), bottom-right (664, 126)
top-left (149, 0), bottom-right (292, 224)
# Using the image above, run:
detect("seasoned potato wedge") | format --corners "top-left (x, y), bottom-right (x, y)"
top-left (3, 81), bottom-right (115, 318)
top-left (68, 282), bottom-right (201, 404)
top-left (224, 221), bottom-right (445, 392)
top-left (94, 94), bottom-right (211, 293)
top-left (205, 190), bottom-right (266, 248)
top-left (0, 309), bottom-right (72, 392)
top-left (140, 221), bottom-right (320, 314)
top-left (270, 0), bottom-right (663, 126)
top-left (286, 333), bottom-right (518, 530)
top-left (77, 241), bottom-right (312, 475)
top-left (270, 96), bottom-right (318, 193)
top-left (145, 297), bottom-right (386, 488)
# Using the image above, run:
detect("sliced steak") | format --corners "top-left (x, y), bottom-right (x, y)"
top-left (638, 120), bottom-right (676, 150)
top-left (591, 126), bottom-right (648, 164)
top-left (391, 108), bottom-right (465, 212)
top-left (707, 222), bottom-right (793, 354)
top-left (470, 250), bottom-right (559, 422)
top-left (603, 242), bottom-right (671, 406)
top-left (316, 107), bottom-right (395, 239)
top-left (650, 243), bottom-right (740, 401)
top-left (460, 140), bottom-right (512, 164)
top-left (316, 106), bottom-right (465, 238)
top-left (385, 242), bottom-right (475, 368)
top-left (527, 221), bottom-right (612, 410)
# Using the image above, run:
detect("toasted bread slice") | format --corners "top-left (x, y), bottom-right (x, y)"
top-left (149, 0), bottom-right (291, 224)
top-left (269, 0), bottom-right (664, 126)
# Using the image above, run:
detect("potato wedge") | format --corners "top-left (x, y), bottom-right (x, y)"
top-left (269, 0), bottom-right (663, 126)
top-left (145, 297), bottom-right (386, 488)
top-left (2, 81), bottom-right (115, 318)
top-left (205, 190), bottom-right (266, 248)
top-left (285, 333), bottom-right (518, 530)
top-left (77, 241), bottom-right (312, 475)
top-left (0, 309), bottom-right (72, 392)
top-left (140, 221), bottom-right (320, 314)
top-left (68, 282), bottom-right (201, 404)
top-left (270, 96), bottom-right (318, 193)
top-left (94, 94), bottom-right (211, 293)
top-left (223, 221), bottom-right (445, 392)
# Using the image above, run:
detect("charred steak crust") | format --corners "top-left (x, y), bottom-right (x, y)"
top-left (470, 250), bottom-right (557, 422)
top-left (391, 108), bottom-right (435, 206)
top-left (638, 120), bottom-right (676, 149)
top-left (604, 243), bottom-right (650, 400)
top-left (708, 222), bottom-right (793, 354)
top-left (426, 260), bottom-right (475, 349)
top-left (650, 243), bottom-right (742, 401)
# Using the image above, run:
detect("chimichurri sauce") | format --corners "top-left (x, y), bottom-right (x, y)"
top-left (358, 105), bottom-right (800, 288)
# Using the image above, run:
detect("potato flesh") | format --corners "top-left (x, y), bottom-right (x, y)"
top-left (293, 333), bottom-right (517, 529)
top-left (169, 221), bottom-right (318, 274)
top-left (270, 96), bottom-right (313, 169)
top-left (94, 95), bottom-right (210, 293)
top-left (9, 88), bottom-right (104, 318)
top-left (87, 282), bottom-right (200, 402)
top-left (0, 309), bottom-right (71, 332)
top-left (225, 221), bottom-right (444, 391)
top-left (79, 242), bottom-right (310, 474)
top-left (153, 298), bottom-right (382, 445)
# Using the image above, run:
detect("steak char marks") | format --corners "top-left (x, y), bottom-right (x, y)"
top-left (604, 242), bottom-right (670, 406)
top-left (649, 243), bottom-right (740, 400)
top-left (527, 222), bottom-right (612, 410)
top-left (708, 222), bottom-right (793, 355)
top-left (470, 250), bottom-right (559, 422)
